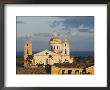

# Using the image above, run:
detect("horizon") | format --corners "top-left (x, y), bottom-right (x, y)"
top-left (16, 51), bottom-right (94, 57)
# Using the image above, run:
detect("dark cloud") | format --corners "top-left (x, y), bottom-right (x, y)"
top-left (49, 20), bottom-right (61, 28)
top-left (33, 32), bottom-right (72, 39)
top-left (49, 16), bottom-right (94, 32)
top-left (16, 21), bottom-right (25, 24)
top-left (33, 33), bottom-right (51, 37)
top-left (78, 29), bottom-right (90, 32)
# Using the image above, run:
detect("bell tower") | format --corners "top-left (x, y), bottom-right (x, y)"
top-left (62, 37), bottom-right (70, 55)
top-left (24, 37), bottom-right (32, 67)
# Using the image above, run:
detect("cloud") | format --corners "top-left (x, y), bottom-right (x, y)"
top-left (16, 21), bottom-right (25, 24)
top-left (49, 16), bottom-right (94, 33)
top-left (49, 20), bottom-right (60, 28)
top-left (33, 33), bottom-right (52, 38)
top-left (33, 32), bottom-right (73, 40)
top-left (78, 24), bottom-right (93, 33)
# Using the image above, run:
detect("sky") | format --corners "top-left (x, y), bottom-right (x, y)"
top-left (16, 16), bottom-right (94, 52)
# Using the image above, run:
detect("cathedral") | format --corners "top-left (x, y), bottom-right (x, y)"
top-left (24, 32), bottom-right (74, 67)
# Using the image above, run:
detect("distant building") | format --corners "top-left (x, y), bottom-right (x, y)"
top-left (51, 65), bottom-right (94, 74)
top-left (86, 66), bottom-right (94, 74)
top-left (51, 66), bottom-right (83, 74)
top-left (24, 32), bottom-right (74, 67)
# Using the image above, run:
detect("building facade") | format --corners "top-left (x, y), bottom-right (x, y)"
top-left (24, 32), bottom-right (74, 67)
top-left (51, 66), bottom-right (94, 74)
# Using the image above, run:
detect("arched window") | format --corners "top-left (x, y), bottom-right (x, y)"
top-left (65, 44), bottom-right (66, 46)
top-left (51, 46), bottom-right (53, 50)
top-left (54, 46), bottom-right (55, 49)
top-left (27, 49), bottom-right (28, 54)
top-left (65, 49), bottom-right (67, 54)
top-left (57, 46), bottom-right (58, 49)
top-left (27, 44), bottom-right (28, 46)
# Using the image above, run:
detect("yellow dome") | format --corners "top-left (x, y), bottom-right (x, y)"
top-left (50, 32), bottom-right (62, 44)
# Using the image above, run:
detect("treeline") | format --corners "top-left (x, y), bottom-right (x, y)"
top-left (74, 56), bottom-right (94, 68)
top-left (16, 56), bottom-right (24, 67)
top-left (53, 56), bottom-right (94, 68)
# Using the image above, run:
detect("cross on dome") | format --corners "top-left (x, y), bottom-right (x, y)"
top-left (53, 32), bottom-right (58, 37)
top-left (64, 36), bottom-right (69, 42)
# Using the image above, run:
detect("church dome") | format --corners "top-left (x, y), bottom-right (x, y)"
top-left (49, 32), bottom-right (62, 44)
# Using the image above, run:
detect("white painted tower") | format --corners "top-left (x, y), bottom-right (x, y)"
top-left (62, 37), bottom-right (70, 55)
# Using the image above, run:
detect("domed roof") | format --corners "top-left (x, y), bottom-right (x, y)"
top-left (50, 32), bottom-right (62, 44)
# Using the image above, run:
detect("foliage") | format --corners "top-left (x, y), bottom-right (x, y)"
top-left (16, 56), bottom-right (23, 61)
top-left (53, 56), bottom-right (94, 68)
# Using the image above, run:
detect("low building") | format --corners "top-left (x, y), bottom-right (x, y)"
top-left (86, 66), bottom-right (94, 74)
top-left (51, 66), bottom-right (83, 74)
top-left (51, 65), bottom-right (94, 75)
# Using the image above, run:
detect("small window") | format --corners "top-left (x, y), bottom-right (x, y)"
top-left (68, 70), bottom-right (72, 74)
top-left (54, 46), bottom-right (55, 49)
top-left (51, 46), bottom-right (53, 50)
top-left (65, 49), bottom-right (67, 54)
top-left (27, 44), bottom-right (28, 46)
top-left (46, 59), bottom-right (48, 64)
top-left (57, 46), bottom-right (58, 49)
top-left (27, 50), bottom-right (28, 54)
top-left (65, 44), bottom-right (66, 46)
top-left (62, 70), bottom-right (65, 74)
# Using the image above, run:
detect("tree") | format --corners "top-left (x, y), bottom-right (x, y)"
top-left (48, 54), bottom-right (53, 65)
top-left (26, 55), bottom-right (33, 67)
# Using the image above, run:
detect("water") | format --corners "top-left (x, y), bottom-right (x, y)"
top-left (17, 51), bottom-right (94, 57)
top-left (71, 51), bottom-right (94, 57)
